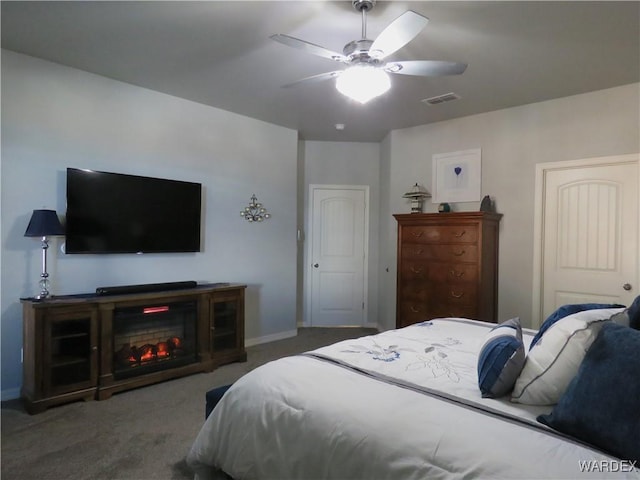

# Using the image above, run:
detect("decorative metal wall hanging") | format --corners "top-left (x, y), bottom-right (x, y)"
top-left (240, 194), bottom-right (271, 223)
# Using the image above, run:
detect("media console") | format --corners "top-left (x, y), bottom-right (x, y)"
top-left (21, 283), bottom-right (246, 414)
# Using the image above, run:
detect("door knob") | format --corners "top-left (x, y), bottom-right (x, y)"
top-left (623, 283), bottom-right (632, 291)
top-left (313, 263), bottom-right (319, 268)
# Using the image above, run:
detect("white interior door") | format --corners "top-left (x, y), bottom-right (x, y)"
top-left (308, 186), bottom-right (368, 327)
top-left (534, 155), bottom-right (639, 327)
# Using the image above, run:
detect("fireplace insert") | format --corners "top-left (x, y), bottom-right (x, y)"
top-left (112, 300), bottom-right (197, 380)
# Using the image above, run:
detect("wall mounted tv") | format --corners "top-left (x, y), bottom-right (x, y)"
top-left (65, 168), bottom-right (202, 254)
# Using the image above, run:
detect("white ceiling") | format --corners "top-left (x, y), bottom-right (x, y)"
top-left (2, 1), bottom-right (639, 142)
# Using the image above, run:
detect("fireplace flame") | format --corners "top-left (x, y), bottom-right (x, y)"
top-left (117, 337), bottom-right (184, 368)
top-left (139, 344), bottom-right (155, 362)
top-left (156, 342), bottom-right (170, 359)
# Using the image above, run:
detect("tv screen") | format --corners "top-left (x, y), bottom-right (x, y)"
top-left (65, 168), bottom-right (202, 254)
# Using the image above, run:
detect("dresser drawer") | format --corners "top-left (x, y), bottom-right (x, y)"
top-left (429, 264), bottom-right (478, 283)
top-left (433, 284), bottom-right (478, 307)
top-left (400, 262), bottom-right (478, 284)
top-left (398, 282), bottom-right (430, 301)
top-left (426, 305), bottom-right (478, 320)
top-left (401, 244), bottom-right (432, 259)
top-left (398, 301), bottom-right (430, 326)
top-left (402, 244), bottom-right (478, 263)
top-left (399, 260), bottom-right (430, 281)
top-left (402, 225), bottom-right (478, 244)
top-left (398, 301), bottom-right (478, 324)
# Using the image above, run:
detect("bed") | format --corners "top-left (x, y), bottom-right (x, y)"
top-left (187, 305), bottom-right (640, 480)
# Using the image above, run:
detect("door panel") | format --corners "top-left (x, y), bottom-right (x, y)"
top-left (542, 161), bottom-right (638, 320)
top-left (309, 187), bottom-right (367, 326)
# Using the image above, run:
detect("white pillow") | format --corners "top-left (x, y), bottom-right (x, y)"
top-left (511, 308), bottom-right (624, 405)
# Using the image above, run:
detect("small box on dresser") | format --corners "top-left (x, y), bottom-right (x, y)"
top-left (394, 212), bottom-right (502, 328)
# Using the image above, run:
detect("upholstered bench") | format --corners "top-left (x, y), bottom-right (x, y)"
top-left (205, 384), bottom-right (232, 419)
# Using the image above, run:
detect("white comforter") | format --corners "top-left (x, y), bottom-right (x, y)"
top-left (187, 319), bottom-right (640, 480)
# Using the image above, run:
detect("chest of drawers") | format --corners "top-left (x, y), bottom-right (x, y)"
top-left (394, 212), bottom-right (502, 328)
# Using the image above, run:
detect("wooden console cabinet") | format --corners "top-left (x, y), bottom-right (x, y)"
top-left (394, 212), bottom-right (502, 328)
top-left (21, 283), bottom-right (246, 414)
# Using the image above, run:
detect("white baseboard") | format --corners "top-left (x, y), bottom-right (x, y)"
top-left (245, 329), bottom-right (298, 348)
top-left (1, 387), bottom-right (20, 401)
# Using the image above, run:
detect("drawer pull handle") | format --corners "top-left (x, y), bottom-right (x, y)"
top-left (450, 291), bottom-right (465, 299)
top-left (450, 270), bottom-right (465, 278)
top-left (453, 230), bottom-right (466, 238)
top-left (451, 250), bottom-right (466, 257)
top-left (411, 231), bottom-right (424, 238)
top-left (413, 248), bottom-right (424, 255)
top-left (410, 266), bottom-right (423, 274)
top-left (410, 306), bottom-right (422, 313)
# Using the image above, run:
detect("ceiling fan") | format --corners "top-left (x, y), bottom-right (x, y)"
top-left (270, 0), bottom-right (467, 104)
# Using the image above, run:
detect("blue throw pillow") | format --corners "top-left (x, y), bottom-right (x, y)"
top-left (530, 303), bottom-right (624, 348)
top-left (205, 384), bottom-right (232, 419)
top-left (628, 295), bottom-right (640, 330)
top-left (538, 323), bottom-right (640, 463)
top-left (477, 317), bottom-right (525, 398)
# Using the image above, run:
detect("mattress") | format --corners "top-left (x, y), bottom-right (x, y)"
top-left (187, 318), bottom-right (640, 479)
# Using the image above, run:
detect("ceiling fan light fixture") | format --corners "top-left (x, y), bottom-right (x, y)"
top-left (335, 65), bottom-right (391, 104)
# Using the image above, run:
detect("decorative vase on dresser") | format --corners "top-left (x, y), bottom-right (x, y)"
top-left (394, 212), bottom-right (502, 328)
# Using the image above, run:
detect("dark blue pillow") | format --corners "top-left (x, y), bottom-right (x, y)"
top-left (530, 303), bottom-right (624, 348)
top-left (477, 318), bottom-right (525, 398)
top-left (538, 323), bottom-right (640, 463)
top-left (205, 384), bottom-right (232, 419)
top-left (628, 295), bottom-right (640, 330)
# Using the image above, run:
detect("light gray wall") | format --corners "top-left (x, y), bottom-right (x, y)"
top-left (381, 83), bottom-right (640, 330)
top-left (1, 50), bottom-right (299, 399)
top-left (378, 135), bottom-right (395, 331)
top-left (301, 141), bottom-right (380, 326)
top-left (3, 49), bottom-right (637, 400)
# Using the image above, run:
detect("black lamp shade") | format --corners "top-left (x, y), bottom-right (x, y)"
top-left (24, 209), bottom-right (65, 237)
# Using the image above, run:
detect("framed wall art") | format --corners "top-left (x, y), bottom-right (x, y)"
top-left (432, 148), bottom-right (482, 203)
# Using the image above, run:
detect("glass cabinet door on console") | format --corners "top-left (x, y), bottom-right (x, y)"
top-left (43, 306), bottom-right (99, 397)
top-left (21, 300), bottom-right (100, 413)
top-left (210, 288), bottom-right (246, 364)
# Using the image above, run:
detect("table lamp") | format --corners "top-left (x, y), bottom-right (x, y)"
top-left (24, 209), bottom-right (64, 299)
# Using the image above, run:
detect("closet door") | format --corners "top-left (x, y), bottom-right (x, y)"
top-left (537, 155), bottom-right (638, 325)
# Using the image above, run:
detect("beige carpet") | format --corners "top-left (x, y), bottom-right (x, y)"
top-left (1, 327), bottom-right (377, 480)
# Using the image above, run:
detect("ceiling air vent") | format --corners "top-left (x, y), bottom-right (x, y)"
top-left (422, 92), bottom-right (461, 106)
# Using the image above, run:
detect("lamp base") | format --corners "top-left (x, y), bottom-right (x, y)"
top-left (36, 238), bottom-right (51, 299)
top-left (37, 274), bottom-right (51, 299)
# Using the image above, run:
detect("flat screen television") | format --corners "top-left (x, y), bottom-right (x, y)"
top-left (65, 168), bottom-right (202, 254)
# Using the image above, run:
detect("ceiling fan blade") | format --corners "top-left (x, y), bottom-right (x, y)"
top-left (370, 11), bottom-right (429, 59)
top-left (281, 70), bottom-right (342, 88)
top-left (270, 34), bottom-right (347, 62)
top-left (387, 60), bottom-right (467, 76)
